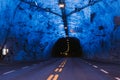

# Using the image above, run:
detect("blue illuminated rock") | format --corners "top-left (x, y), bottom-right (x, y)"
top-left (0, 0), bottom-right (120, 61)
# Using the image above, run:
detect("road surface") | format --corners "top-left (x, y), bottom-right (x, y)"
top-left (0, 58), bottom-right (119, 80)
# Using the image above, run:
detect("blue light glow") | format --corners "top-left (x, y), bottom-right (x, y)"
top-left (0, 0), bottom-right (120, 61)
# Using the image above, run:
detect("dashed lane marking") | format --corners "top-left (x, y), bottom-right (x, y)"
top-left (93, 65), bottom-right (98, 68)
top-left (58, 68), bottom-right (62, 72)
top-left (53, 74), bottom-right (59, 80)
top-left (47, 59), bottom-right (67, 80)
top-left (100, 69), bottom-right (109, 74)
top-left (3, 70), bottom-right (15, 75)
top-left (47, 74), bottom-right (54, 80)
top-left (59, 64), bottom-right (65, 68)
top-left (22, 66), bottom-right (29, 69)
top-left (84, 60), bottom-right (120, 80)
top-left (115, 77), bottom-right (120, 80)
top-left (54, 68), bottom-right (59, 72)
top-left (61, 65), bottom-right (64, 68)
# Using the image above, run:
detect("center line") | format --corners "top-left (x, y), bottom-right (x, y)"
top-left (53, 74), bottom-right (59, 80)
top-left (54, 68), bottom-right (59, 72)
top-left (115, 77), bottom-right (120, 80)
top-left (100, 69), bottom-right (109, 74)
top-left (59, 68), bottom-right (63, 72)
top-left (3, 70), bottom-right (15, 75)
top-left (61, 65), bottom-right (64, 67)
top-left (47, 74), bottom-right (54, 80)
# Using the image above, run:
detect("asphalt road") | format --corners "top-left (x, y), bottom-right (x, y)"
top-left (0, 58), bottom-right (119, 80)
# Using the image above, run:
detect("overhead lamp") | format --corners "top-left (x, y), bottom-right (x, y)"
top-left (58, 0), bottom-right (65, 8)
top-left (2, 48), bottom-right (9, 56)
top-left (64, 27), bottom-right (67, 29)
top-left (59, 3), bottom-right (65, 8)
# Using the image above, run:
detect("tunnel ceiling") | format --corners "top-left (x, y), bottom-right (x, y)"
top-left (0, 0), bottom-right (120, 61)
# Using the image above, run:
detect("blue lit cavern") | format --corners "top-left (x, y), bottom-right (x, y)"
top-left (0, 0), bottom-right (120, 61)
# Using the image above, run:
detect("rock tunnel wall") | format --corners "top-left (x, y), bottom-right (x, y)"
top-left (0, 0), bottom-right (120, 61)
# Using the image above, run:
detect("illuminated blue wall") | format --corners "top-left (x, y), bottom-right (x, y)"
top-left (0, 0), bottom-right (120, 61)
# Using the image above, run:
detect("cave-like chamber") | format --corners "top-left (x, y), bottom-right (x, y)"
top-left (51, 37), bottom-right (83, 57)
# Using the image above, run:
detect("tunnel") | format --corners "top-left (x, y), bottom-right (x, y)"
top-left (51, 37), bottom-right (83, 57)
top-left (0, 0), bottom-right (120, 61)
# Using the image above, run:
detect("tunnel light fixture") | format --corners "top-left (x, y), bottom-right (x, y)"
top-left (6, 49), bottom-right (9, 53)
top-left (2, 49), bottom-right (6, 55)
top-left (59, 3), bottom-right (65, 8)
top-left (2, 48), bottom-right (9, 56)
top-left (58, 0), bottom-right (65, 8)
top-left (64, 27), bottom-right (67, 29)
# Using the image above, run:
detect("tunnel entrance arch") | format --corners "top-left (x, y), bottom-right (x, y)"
top-left (51, 37), bottom-right (83, 57)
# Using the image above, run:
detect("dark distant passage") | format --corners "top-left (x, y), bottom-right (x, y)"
top-left (51, 37), bottom-right (83, 57)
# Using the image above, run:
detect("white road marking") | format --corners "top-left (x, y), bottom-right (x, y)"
top-left (93, 65), bottom-right (98, 68)
top-left (3, 70), bottom-right (15, 75)
top-left (47, 74), bottom-right (54, 80)
top-left (54, 68), bottom-right (59, 72)
top-left (100, 69), bottom-right (109, 74)
top-left (22, 66), bottom-right (29, 69)
top-left (115, 77), bottom-right (120, 80)
top-left (53, 74), bottom-right (59, 80)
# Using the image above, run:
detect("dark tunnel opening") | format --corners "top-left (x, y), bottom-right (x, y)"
top-left (51, 37), bottom-right (83, 57)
